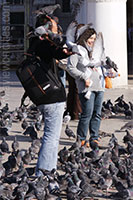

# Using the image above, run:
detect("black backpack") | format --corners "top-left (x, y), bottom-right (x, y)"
top-left (16, 54), bottom-right (66, 107)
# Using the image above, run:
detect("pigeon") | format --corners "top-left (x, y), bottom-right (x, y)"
top-left (120, 120), bottom-right (133, 130)
top-left (0, 90), bottom-right (5, 97)
top-left (68, 135), bottom-right (81, 151)
top-left (13, 175), bottom-right (29, 200)
top-left (58, 146), bottom-right (69, 164)
top-left (0, 160), bottom-right (5, 178)
top-left (35, 119), bottom-right (42, 131)
top-left (105, 56), bottom-right (118, 72)
top-left (127, 141), bottom-right (133, 154)
top-left (0, 136), bottom-right (9, 153)
top-left (66, 21), bottom-right (78, 48)
top-left (29, 143), bottom-right (38, 159)
top-left (12, 136), bottom-right (19, 152)
top-left (112, 174), bottom-right (127, 192)
top-left (90, 32), bottom-right (105, 67)
top-left (63, 112), bottom-right (71, 124)
top-left (115, 94), bottom-right (124, 103)
top-left (0, 127), bottom-right (8, 136)
top-left (65, 125), bottom-right (76, 139)
top-left (1, 103), bottom-right (9, 113)
top-left (34, 4), bottom-right (61, 16)
top-left (66, 21), bottom-right (91, 49)
top-left (21, 119), bottom-right (28, 130)
top-left (108, 133), bottom-right (118, 149)
top-left (67, 176), bottom-right (82, 199)
top-left (23, 123), bottom-right (38, 140)
top-left (123, 129), bottom-right (133, 144)
top-left (22, 150), bottom-right (32, 165)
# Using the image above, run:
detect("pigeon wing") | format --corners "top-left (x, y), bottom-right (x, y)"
top-left (35, 4), bottom-right (61, 15)
top-left (66, 21), bottom-right (78, 48)
top-left (90, 32), bottom-right (104, 67)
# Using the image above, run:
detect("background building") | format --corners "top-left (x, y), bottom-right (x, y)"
top-left (0, 0), bottom-right (132, 86)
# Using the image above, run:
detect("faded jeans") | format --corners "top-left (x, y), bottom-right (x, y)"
top-left (36, 102), bottom-right (65, 176)
top-left (77, 91), bottom-right (104, 142)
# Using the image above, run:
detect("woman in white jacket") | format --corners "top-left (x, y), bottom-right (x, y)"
top-left (66, 25), bottom-right (118, 155)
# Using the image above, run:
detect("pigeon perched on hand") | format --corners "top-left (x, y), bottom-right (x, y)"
top-left (105, 56), bottom-right (118, 72)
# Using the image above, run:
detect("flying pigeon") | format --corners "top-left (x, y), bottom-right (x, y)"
top-left (34, 4), bottom-right (61, 16)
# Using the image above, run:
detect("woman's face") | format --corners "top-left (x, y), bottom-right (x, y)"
top-left (87, 33), bottom-right (96, 48)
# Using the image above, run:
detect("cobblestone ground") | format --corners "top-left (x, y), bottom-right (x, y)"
top-left (0, 71), bottom-right (133, 199)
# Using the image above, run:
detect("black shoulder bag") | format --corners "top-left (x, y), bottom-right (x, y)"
top-left (16, 54), bottom-right (66, 107)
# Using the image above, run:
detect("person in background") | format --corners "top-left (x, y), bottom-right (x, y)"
top-left (66, 25), bottom-right (119, 155)
top-left (64, 72), bottom-right (82, 120)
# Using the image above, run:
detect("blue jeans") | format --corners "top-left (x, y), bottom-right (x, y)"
top-left (36, 102), bottom-right (65, 176)
top-left (77, 91), bottom-right (104, 142)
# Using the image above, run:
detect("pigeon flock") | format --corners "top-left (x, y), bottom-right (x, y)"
top-left (0, 90), bottom-right (133, 200)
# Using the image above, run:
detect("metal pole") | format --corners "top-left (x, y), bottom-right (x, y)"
top-left (24, 0), bottom-right (30, 53)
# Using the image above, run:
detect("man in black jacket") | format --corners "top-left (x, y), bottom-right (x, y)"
top-left (31, 14), bottom-right (72, 176)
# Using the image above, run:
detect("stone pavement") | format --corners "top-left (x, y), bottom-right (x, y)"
top-left (0, 70), bottom-right (133, 156)
top-left (0, 70), bottom-right (133, 199)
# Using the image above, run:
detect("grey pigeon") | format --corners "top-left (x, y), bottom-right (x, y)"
top-left (12, 136), bottom-right (19, 152)
top-left (65, 125), bottom-right (76, 139)
top-left (35, 4), bottom-right (61, 16)
top-left (0, 136), bottom-right (9, 153)
top-left (0, 90), bottom-right (5, 97)
top-left (121, 120), bottom-right (133, 130)
top-left (63, 112), bottom-right (71, 124)
top-left (21, 119), bottom-right (28, 130)
top-left (123, 129), bottom-right (133, 144)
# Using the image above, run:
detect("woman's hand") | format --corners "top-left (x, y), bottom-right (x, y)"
top-left (85, 78), bottom-right (91, 87)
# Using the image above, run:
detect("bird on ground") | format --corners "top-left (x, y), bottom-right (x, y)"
top-left (68, 135), bottom-right (81, 151)
top-left (115, 94), bottom-right (124, 103)
top-left (1, 103), bottom-right (9, 113)
top-left (13, 175), bottom-right (29, 200)
top-left (0, 136), bottom-right (9, 153)
top-left (63, 112), bottom-right (71, 124)
top-left (58, 146), bottom-right (69, 164)
top-left (120, 120), bottom-right (133, 130)
top-left (22, 150), bottom-right (32, 165)
top-left (65, 125), bottom-right (76, 139)
top-left (123, 129), bottom-right (133, 144)
top-left (0, 90), bottom-right (5, 97)
top-left (0, 160), bottom-right (5, 178)
top-left (21, 119), bottom-right (28, 130)
top-left (126, 141), bottom-right (133, 154)
top-left (23, 123), bottom-right (38, 140)
top-left (35, 119), bottom-right (42, 131)
top-left (12, 136), bottom-right (19, 152)
top-left (0, 127), bottom-right (8, 136)
top-left (108, 133), bottom-right (118, 149)
top-left (67, 176), bottom-right (82, 200)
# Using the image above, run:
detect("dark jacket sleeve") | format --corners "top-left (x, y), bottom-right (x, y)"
top-left (32, 38), bottom-right (69, 62)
